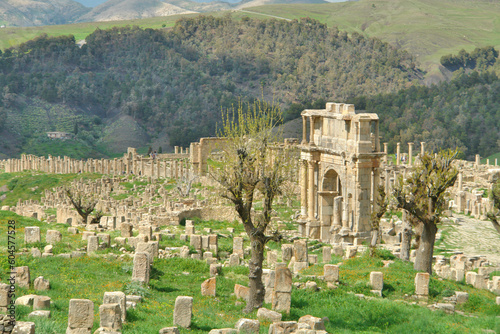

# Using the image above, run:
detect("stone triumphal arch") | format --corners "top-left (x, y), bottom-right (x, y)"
top-left (299, 102), bottom-right (384, 243)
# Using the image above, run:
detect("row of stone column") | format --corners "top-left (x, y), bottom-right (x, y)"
top-left (3, 154), bottom-right (192, 179)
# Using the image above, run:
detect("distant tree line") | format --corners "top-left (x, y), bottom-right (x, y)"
top-left (440, 46), bottom-right (498, 72)
top-left (0, 16), bottom-right (419, 148)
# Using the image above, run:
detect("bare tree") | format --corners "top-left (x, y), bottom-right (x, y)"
top-left (393, 149), bottom-right (458, 274)
top-left (66, 189), bottom-right (102, 225)
top-left (210, 98), bottom-right (294, 312)
top-left (176, 172), bottom-right (198, 198)
top-left (369, 185), bottom-right (388, 257)
top-left (486, 179), bottom-right (500, 234)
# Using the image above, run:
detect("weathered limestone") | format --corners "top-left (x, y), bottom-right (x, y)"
top-left (322, 247), bottom-right (331, 263)
top-left (233, 237), bottom-right (244, 258)
top-left (121, 222), bottom-right (133, 238)
top-left (293, 240), bottom-right (308, 262)
top-left (415, 273), bottom-right (429, 299)
top-left (201, 277), bottom-right (216, 297)
top-left (12, 321), bottom-right (36, 333)
top-left (25, 227), bottom-right (41, 244)
top-left (33, 276), bottom-right (50, 291)
top-left (103, 291), bottom-right (127, 323)
top-left (281, 244), bottom-right (293, 262)
top-left (370, 272), bottom-right (383, 295)
top-left (87, 236), bottom-right (99, 253)
top-left (324, 264), bottom-right (339, 283)
top-left (210, 263), bottom-right (221, 277)
top-left (235, 318), bottom-right (260, 334)
top-left (173, 296), bottom-right (193, 328)
top-left (33, 296), bottom-right (51, 310)
top-left (190, 235), bottom-right (202, 251)
top-left (99, 303), bottom-right (122, 331)
top-left (185, 220), bottom-right (195, 235)
top-left (257, 307), bottom-right (282, 322)
top-left (132, 252), bottom-right (150, 285)
top-left (298, 315), bottom-right (326, 331)
top-left (0, 283), bottom-right (11, 313)
top-left (46, 230), bottom-right (62, 244)
top-left (97, 233), bottom-right (111, 248)
top-left (272, 263), bottom-right (292, 313)
top-left (455, 291), bottom-right (469, 304)
top-left (234, 284), bottom-right (250, 301)
top-left (229, 253), bottom-right (240, 267)
top-left (67, 299), bottom-right (94, 334)
top-left (15, 266), bottom-right (30, 288)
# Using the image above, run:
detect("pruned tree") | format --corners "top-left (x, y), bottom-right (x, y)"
top-left (369, 185), bottom-right (388, 257)
top-left (210, 98), bottom-right (294, 312)
top-left (66, 189), bottom-right (102, 225)
top-left (176, 172), bottom-right (198, 198)
top-left (393, 149), bottom-right (458, 274)
top-left (486, 179), bottom-right (500, 234)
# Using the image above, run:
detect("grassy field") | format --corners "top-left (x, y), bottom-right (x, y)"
top-left (0, 209), bottom-right (498, 333)
top-left (2, 0), bottom-right (500, 75)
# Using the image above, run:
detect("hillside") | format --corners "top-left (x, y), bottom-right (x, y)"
top-left (0, 17), bottom-right (420, 157)
top-left (237, 0), bottom-right (500, 79)
top-left (77, 0), bottom-right (198, 22)
top-left (0, 0), bottom-right (90, 27)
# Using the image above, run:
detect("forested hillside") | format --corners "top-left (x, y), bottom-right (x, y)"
top-left (0, 16), bottom-right (420, 156)
top-left (349, 71), bottom-right (500, 160)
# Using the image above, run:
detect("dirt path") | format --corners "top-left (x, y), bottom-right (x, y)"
top-left (439, 214), bottom-right (500, 265)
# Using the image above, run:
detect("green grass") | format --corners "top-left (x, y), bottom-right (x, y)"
top-left (0, 211), bottom-right (499, 333)
top-left (0, 172), bottom-right (103, 206)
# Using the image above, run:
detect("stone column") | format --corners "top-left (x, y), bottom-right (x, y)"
top-left (475, 154), bottom-right (480, 169)
top-left (458, 172), bottom-right (463, 191)
top-left (333, 196), bottom-right (342, 227)
top-left (300, 160), bottom-right (307, 217)
top-left (383, 143), bottom-right (388, 164)
top-left (408, 142), bottom-right (413, 166)
top-left (420, 142), bottom-right (425, 156)
top-left (396, 142), bottom-right (400, 166)
top-left (302, 116), bottom-right (307, 144)
top-left (309, 117), bottom-right (315, 146)
top-left (307, 161), bottom-right (315, 220)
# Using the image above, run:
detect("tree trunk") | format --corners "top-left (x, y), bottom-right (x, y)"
top-left (414, 222), bottom-right (438, 274)
top-left (400, 212), bottom-right (412, 261)
top-left (369, 229), bottom-right (378, 257)
top-left (245, 233), bottom-right (265, 313)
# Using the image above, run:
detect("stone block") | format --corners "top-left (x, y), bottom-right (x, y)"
top-left (268, 321), bottom-right (297, 334)
top-left (344, 246), bottom-right (357, 259)
top-left (322, 247), bottom-right (332, 263)
top-left (324, 264), bottom-right (339, 283)
top-left (11, 322), bottom-right (36, 334)
top-left (271, 291), bottom-right (291, 313)
top-left (415, 272), bottom-right (429, 297)
top-left (103, 291), bottom-right (126, 322)
top-left (281, 244), bottom-right (293, 262)
top-left (308, 254), bottom-right (318, 264)
top-left (87, 236), bottom-right (99, 253)
top-left (298, 315), bottom-right (325, 330)
top-left (28, 310), bottom-right (51, 318)
top-left (235, 318), bottom-right (260, 334)
top-left (34, 276), bottom-right (50, 291)
top-left (233, 237), bottom-right (244, 258)
top-left (132, 252), bottom-right (150, 285)
top-left (99, 303), bottom-right (122, 330)
top-left (293, 240), bottom-right (308, 262)
top-left (15, 266), bottom-right (30, 288)
top-left (257, 307), bottom-right (282, 322)
top-left (210, 264), bottom-right (221, 277)
top-left (173, 296), bottom-right (193, 328)
top-left (25, 227), bottom-right (41, 244)
top-left (82, 231), bottom-right (96, 241)
top-left (234, 284), bottom-right (250, 301)
top-left (455, 291), bottom-right (468, 304)
top-left (46, 230), bottom-right (62, 244)
top-left (190, 235), bottom-right (202, 251)
top-left (67, 299), bottom-right (94, 332)
top-left (370, 272), bottom-right (383, 291)
top-left (229, 253), bottom-right (240, 266)
top-left (274, 263), bottom-right (292, 293)
top-left (201, 277), bottom-right (216, 297)
top-left (121, 223), bottom-right (133, 238)
top-left (293, 262), bottom-right (308, 274)
top-left (33, 296), bottom-right (51, 310)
